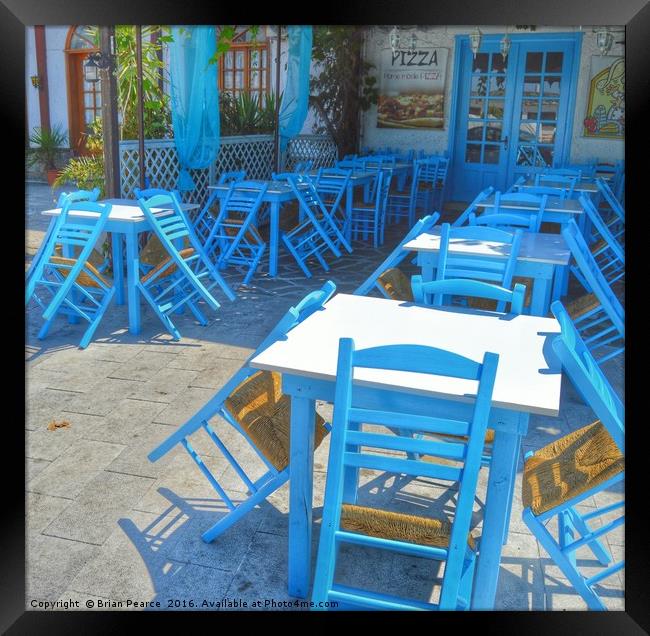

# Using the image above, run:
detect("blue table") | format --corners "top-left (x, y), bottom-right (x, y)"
top-left (251, 293), bottom-right (562, 608)
top-left (405, 229), bottom-right (571, 316)
top-left (41, 198), bottom-right (198, 334)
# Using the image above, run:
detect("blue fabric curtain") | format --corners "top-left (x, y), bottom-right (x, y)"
top-left (168, 26), bottom-right (220, 192)
top-left (278, 26), bottom-right (312, 152)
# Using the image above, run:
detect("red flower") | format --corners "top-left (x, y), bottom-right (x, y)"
top-left (584, 117), bottom-right (597, 133)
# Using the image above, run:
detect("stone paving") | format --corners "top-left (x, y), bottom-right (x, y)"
top-left (25, 182), bottom-right (624, 611)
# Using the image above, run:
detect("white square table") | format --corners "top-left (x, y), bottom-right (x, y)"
top-left (404, 228), bottom-right (571, 316)
top-left (41, 198), bottom-right (198, 334)
top-left (251, 293), bottom-right (562, 609)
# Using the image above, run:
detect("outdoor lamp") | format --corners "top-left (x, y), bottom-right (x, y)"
top-left (409, 32), bottom-right (418, 52)
top-left (390, 26), bottom-right (400, 53)
top-left (84, 51), bottom-right (112, 84)
top-left (469, 28), bottom-right (482, 59)
top-left (500, 32), bottom-right (511, 62)
top-left (30, 75), bottom-right (41, 89)
top-left (596, 27), bottom-right (614, 56)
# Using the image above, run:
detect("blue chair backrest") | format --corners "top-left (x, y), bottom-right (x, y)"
top-left (293, 160), bottom-right (314, 173)
top-left (521, 185), bottom-right (567, 201)
top-left (535, 173), bottom-right (576, 198)
top-left (55, 187), bottom-right (101, 207)
top-left (314, 167), bottom-right (352, 200)
top-left (551, 300), bottom-right (624, 452)
top-left (561, 220), bottom-right (624, 331)
top-left (327, 337), bottom-right (499, 607)
top-left (579, 194), bottom-right (624, 263)
top-left (218, 170), bottom-right (247, 185)
top-left (542, 167), bottom-right (582, 180)
top-left (218, 181), bottom-right (269, 216)
top-left (596, 177), bottom-right (625, 221)
top-left (470, 210), bottom-right (541, 232)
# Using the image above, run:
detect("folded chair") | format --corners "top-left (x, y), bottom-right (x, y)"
top-left (561, 220), bottom-right (624, 364)
top-left (353, 213), bottom-right (440, 298)
top-left (203, 181), bottom-right (268, 285)
top-left (535, 174), bottom-right (577, 199)
top-left (293, 160), bottom-right (313, 173)
top-left (451, 186), bottom-right (495, 227)
top-left (147, 281), bottom-right (336, 543)
top-left (387, 158), bottom-right (424, 227)
top-left (350, 168), bottom-right (393, 248)
top-left (313, 167), bottom-right (353, 246)
top-left (311, 338), bottom-right (499, 610)
top-left (522, 300), bottom-right (624, 610)
top-left (594, 178), bottom-right (625, 239)
top-left (280, 174), bottom-right (348, 278)
top-left (26, 196), bottom-right (116, 349)
top-left (192, 170), bottom-right (247, 242)
top-left (134, 188), bottom-right (236, 339)
top-left (488, 191), bottom-right (548, 232)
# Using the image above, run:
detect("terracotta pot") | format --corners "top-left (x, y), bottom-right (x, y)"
top-left (46, 169), bottom-right (60, 186)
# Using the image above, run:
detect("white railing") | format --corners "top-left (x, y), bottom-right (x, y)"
top-left (119, 134), bottom-right (338, 207)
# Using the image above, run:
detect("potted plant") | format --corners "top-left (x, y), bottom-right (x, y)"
top-left (26, 124), bottom-right (68, 185)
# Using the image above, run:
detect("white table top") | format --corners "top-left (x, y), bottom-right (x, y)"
top-left (518, 178), bottom-right (597, 193)
top-left (251, 294), bottom-right (562, 416)
top-left (41, 199), bottom-right (198, 222)
top-left (477, 194), bottom-right (583, 215)
top-left (404, 228), bottom-right (571, 266)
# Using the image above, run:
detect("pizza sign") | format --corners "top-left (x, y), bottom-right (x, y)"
top-left (377, 47), bottom-right (449, 129)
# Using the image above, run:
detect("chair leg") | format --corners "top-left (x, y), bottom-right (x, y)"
top-left (523, 507), bottom-right (607, 610)
top-left (458, 551), bottom-right (477, 610)
top-left (79, 288), bottom-right (116, 349)
top-left (566, 506), bottom-right (612, 566)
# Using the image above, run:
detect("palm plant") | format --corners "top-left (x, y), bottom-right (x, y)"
top-left (221, 91), bottom-right (280, 136)
top-left (27, 125), bottom-right (68, 170)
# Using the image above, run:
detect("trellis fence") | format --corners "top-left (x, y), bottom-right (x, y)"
top-left (119, 134), bottom-right (338, 207)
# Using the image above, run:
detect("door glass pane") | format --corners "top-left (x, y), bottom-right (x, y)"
top-left (224, 52), bottom-right (234, 69)
top-left (485, 121), bottom-right (502, 141)
top-left (489, 76), bottom-right (506, 96)
top-left (545, 52), bottom-right (564, 73)
top-left (540, 100), bottom-right (559, 121)
top-left (84, 93), bottom-right (93, 108)
top-left (467, 120), bottom-right (484, 141)
top-left (472, 53), bottom-right (489, 73)
top-left (483, 144), bottom-right (500, 164)
top-left (490, 54), bottom-right (506, 73)
top-left (523, 76), bottom-right (542, 96)
top-left (521, 99), bottom-right (539, 120)
top-left (516, 144), bottom-right (537, 166)
top-left (537, 146), bottom-right (554, 167)
top-left (543, 76), bottom-right (561, 95)
top-left (236, 51), bottom-right (245, 68)
top-left (469, 99), bottom-right (485, 118)
top-left (471, 75), bottom-right (488, 96)
top-left (235, 71), bottom-right (244, 87)
top-left (519, 122), bottom-right (538, 142)
top-left (250, 70), bottom-right (259, 89)
top-left (486, 99), bottom-right (505, 120)
top-left (465, 144), bottom-right (482, 163)
top-left (540, 123), bottom-right (556, 143)
top-left (525, 52), bottom-right (543, 73)
top-left (251, 50), bottom-right (259, 68)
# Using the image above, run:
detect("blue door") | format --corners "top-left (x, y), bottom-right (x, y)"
top-left (450, 33), bottom-right (582, 201)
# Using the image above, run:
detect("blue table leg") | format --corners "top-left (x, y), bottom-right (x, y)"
top-left (530, 274), bottom-right (550, 317)
top-left (288, 395), bottom-right (316, 599)
top-left (346, 184), bottom-right (354, 243)
top-left (269, 200), bottom-right (281, 278)
top-left (125, 229), bottom-right (141, 335)
top-left (552, 264), bottom-right (567, 302)
top-left (62, 242), bottom-right (80, 324)
top-left (112, 233), bottom-right (125, 305)
top-left (471, 411), bottom-right (528, 609)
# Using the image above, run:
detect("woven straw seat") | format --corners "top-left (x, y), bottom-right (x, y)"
top-left (49, 256), bottom-right (112, 288)
top-left (522, 420), bottom-right (624, 516)
top-left (224, 370), bottom-right (329, 471)
top-left (566, 293), bottom-right (600, 320)
top-left (140, 234), bottom-right (191, 267)
top-left (377, 267), bottom-right (414, 302)
top-left (222, 217), bottom-right (264, 242)
top-left (140, 248), bottom-right (195, 284)
top-left (340, 504), bottom-right (477, 550)
top-left (540, 222), bottom-right (561, 234)
top-left (54, 244), bottom-right (106, 269)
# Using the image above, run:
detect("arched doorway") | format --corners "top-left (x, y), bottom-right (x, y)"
top-left (65, 25), bottom-right (101, 155)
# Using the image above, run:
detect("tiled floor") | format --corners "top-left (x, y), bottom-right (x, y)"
top-left (25, 182), bottom-right (624, 611)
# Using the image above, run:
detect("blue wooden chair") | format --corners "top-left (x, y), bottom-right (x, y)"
top-left (147, 281), bottom-right (336, 543)
top-left (522, 300), bottom-right (624, 610)
top-left (311, 338), bottom-right (500, 610)
top-left (470, 209), bottom-right (543, 233)
top-left (26, 196), bottom-right (116, 349)
top-left (451, 186), bottom-right (495, 227)
top-left (134, 188), bottom-right (236, 339)
top-left (353, 213), bottom-right (440, 299)
top-left (414, 157), bottom-right (442, 217)
top-left (313, 167), bottom-right (353, 246)
top-left (349, 168), bottom-right (393, 248)
top-left (595, 178), bottom-right (625, 238)
top-left (202, 181), bottom-right (268, 286)
top-left (192, 171), bottom-right (247, 242)
top-left (562, 220), bottom-right (624, 364)
top-left (293, 160), bottom-right (313, 173)
top-left (280, 174), bottom-right (348, 278)
top-left (578, 194), bottom-right (624, 288)
top-left (535, 174), bottom-right (577, 199)
top-left (540, 167), bottom-right (583, 180)
top-left (487, 191), bottom-right (548, 232)
top-left (387, 158), bottom-right (425, 227)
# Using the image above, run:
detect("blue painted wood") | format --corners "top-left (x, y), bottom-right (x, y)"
top-left (349, 168), bottom-right (393, 248)
top-left (353, 213), bottom-right (440, 297)
top-left (134, 188), bottom-right (236, 339)
top-left (311, 337), bottom-right (499, 610)
top-left (561, 220), bottom-right (624, 364)
top-left (313, 167), bottom-right (353, 249)
top-left (452, 186), bottom-right (495, 227)
top-left (519, 299), bottom-right (625, 610)
top-left (203, 180), bottom-right (268, 285)
top-left (483, 191), bottom-right (548, 232)
top-left (147, 282), bottom-right (336, 544)
top-left (27, 194), bottom-right (115, 348)
top-left (193, 170), bottom-right (246, 241)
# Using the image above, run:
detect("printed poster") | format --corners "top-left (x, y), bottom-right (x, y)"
top-left (377, 47), bottom-right (449, 129)
top-left (583, 56), bottom-right (624, 139)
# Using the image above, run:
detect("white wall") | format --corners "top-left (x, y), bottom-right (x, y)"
top-left (360, 26), bottom-right (625, 164)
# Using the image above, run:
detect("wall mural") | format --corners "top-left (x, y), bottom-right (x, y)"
top-left (377, 47), bottom-right (449, 129)
top-left (583, 55), bottom-right (624, 139)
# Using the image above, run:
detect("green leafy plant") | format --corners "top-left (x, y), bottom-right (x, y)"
top-left (310, 26), bottom-right (378, 157)
top-left (220, 91), bottom-right (280, 136)
top-left (26, 124), bottom-right (68, 170)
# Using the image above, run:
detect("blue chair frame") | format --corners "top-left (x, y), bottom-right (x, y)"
top-left (147, 281), bottom-right (337, 543)
top-left (521, 300), bottom-right (624, 610)
top-left (311, 338), bottom-right (499, 610)
top-left (349, 168), bottom-right (393, 248)
top-left (451, 186), bottom-right (495, 227)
